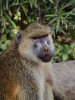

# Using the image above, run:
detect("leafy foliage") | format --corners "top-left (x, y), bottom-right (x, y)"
top-left (46, 0), bottom-right (75, 34)
top-left (54, 42), bottom-right (75, 62)
top-left (0, 0), bottom-right (75, 62)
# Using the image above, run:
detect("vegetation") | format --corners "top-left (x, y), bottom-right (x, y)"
top-left (0, 0), bottom-right (75, 62)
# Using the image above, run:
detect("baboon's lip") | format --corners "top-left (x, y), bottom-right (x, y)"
top-left (38, 55), bottom-right (52, 62)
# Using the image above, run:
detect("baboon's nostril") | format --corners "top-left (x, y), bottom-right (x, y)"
top-left (44, 48), bottom-right (49, 53)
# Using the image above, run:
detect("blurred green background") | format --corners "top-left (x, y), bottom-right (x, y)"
top-left (0, 0), bottom-right (75, 62)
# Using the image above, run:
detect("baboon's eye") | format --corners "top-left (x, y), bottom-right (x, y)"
top-left (47, 41), bottom-right (50, 45)
top-left (34, 44), bottom-right (37, 48)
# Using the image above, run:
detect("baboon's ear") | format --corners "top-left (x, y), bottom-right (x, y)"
top-left (16, 31), bottom-right (23, 43)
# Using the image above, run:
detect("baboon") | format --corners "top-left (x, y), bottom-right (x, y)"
top-left (0, 22), bottom-right (65, 100)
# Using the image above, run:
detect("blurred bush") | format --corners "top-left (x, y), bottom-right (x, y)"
top-left (0, 0), bottom-right (75, 62)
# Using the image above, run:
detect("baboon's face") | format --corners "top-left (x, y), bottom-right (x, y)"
top-left (32, 34), bottom-right (55, 62)
top-left (18, 33), bottom-right (54, 63)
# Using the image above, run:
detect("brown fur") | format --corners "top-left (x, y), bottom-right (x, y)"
top-left (0, 39), bottom-right (40, 99)
top-left (0, 22), bottom-right (65, 100)
top-left (23, 22), bottom-right (51, 38)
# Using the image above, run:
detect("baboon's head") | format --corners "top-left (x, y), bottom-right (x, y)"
top-left (17, 22), bottom-right (55, 63)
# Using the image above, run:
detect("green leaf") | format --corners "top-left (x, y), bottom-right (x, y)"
top-left (0, 42), bottom-right (2, 48)
top-left (5, 40), bottom-right (11, 46)
top-left (54, 48), bottom-right (60, 55)
top-left (62, 45), bottom-right (70, 54)
top-left (59, 45), bottom-right (63, 52)
top-left (5, 13), bottom-right (17, 29)
top-left (72, 51), bottom-right (75, 59)
top-left (59, 28), bottom-right (66, 35)
top-left (56, 16), bottom-right (61, 32)
top-left (1, 43), bottom-right (7, 50)
top-left (10, 32), bottom-right (15, 38)
top-left (45, 14), bottom-right (57, 17)
top-left (6, 0), bottom-right (9, 10)
top-left (0, 52), bottom-right (2, 54)
top-left (29, 0), bottom-right (37, 7)
top-left (1, 34), bottom-right (7, 42)
top-left (21, 5), bottom-right (28, 16)
top-left (71, 42), bottom-right (75, 49)
top-left (62, 53), bottom-right (69, 61)
top-left (49, 0), bottom-right (54, 3)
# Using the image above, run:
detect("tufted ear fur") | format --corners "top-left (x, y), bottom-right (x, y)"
top-left (15, 30), bottom-right (23, 43)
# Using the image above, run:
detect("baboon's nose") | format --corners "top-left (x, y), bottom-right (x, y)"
top-left (43, 47), bottom-right (49, 54)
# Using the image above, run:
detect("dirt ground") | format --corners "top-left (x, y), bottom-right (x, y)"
top-left (53, 61), bottom-right (75, 100)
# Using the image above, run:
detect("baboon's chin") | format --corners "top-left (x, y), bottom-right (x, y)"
top-left (38, 55), bottom-right (52, 63)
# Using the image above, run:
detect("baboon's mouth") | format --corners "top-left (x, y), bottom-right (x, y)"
top-left (38, 55), bottom-right (52, 62)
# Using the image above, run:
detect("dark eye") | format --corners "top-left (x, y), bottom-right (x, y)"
top-left (34, 44), bottom-right (37, 48)
top-left (47, 41), bottom-right (50, 45)
top-left (39, 40), bottom-right (43, 43)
